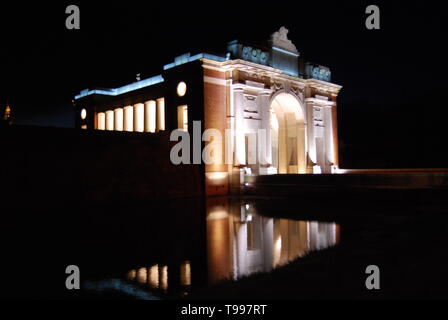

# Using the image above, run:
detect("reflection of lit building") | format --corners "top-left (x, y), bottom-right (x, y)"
top-left (127, 262), bottom-right (191, 295)
top-left (125, 198), bottom-right (340, 295)
top-left (206, 198), bottom-right (340, 284)
top-left (74, 27), bottom-right (342, 196)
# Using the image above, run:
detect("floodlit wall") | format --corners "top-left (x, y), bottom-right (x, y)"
top-left (203, 68), bottom-right (228, 196)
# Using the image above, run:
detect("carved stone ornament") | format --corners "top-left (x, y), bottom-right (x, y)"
top-left (271, 79), bottom-right (284, 91)
top-left (271, 27), bottom-right (299, 54)
top-left (241, 46), bottom-right (269, 65)
top-left (290, 84), bottom-right (302, 97)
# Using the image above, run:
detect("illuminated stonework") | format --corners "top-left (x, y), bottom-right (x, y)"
top-left (74, 27), bottom-right (342, 195)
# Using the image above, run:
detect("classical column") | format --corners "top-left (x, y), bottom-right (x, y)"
top-left (156, 98), bottom-right (165, 132)
top-left (97, 112), bottom-right (105, 130)
top-left (105, 110), bottom-right (114, 131)
top-left (233, 86), bottom-right (245, 166)
top-left (236, 222), bottom-right (248, 277)
top-left (285, 113), bottom-right (297, 174)
top-left (262, 218), bottom-right (274, 272)
top-left (297, 122), bottom-right (306, 173)
top-left (114, 108), bottom-right (123, 131)
top-left (331, 101), bottom-right (339, 168)
top-left (180, 261), bottom-right (191, 287)
top-left (258, 91), bottom-right (272, 169)
top-left (277, 114), bottom-right (287, 174)
top-left (144, 100), bottom-right (156, 133)
top-left (94, 112), bottom-right (98, 130)
top-left (123, 106), bottom-right (134, 132)
top-left (206, 208), bottom-right (231, 284)
top-left (133, 103), bottom-right (144, 132)
top-left (148, 265), bottom-right (159, 288)
top-left (159, 265), bottom-right (168, 292)
top-left (305, 100), bottom-right (317, 172)
top-left (324, 105), bottom-right (335, 173)
top-left (308, 222), bottom-right (320, 251)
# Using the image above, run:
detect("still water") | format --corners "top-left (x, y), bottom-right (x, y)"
top-left (89, 198), bottom-right (341, 299)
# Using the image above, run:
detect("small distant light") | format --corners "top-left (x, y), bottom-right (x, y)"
top-left (177, 81), bottom-right (187, 97)
top-left (246, 214), bottom-right (252, 221)
top-left (80, 108), bottom-right (87, 120)
top-left (245, 204), bottom-right (250, 210)
top-left (244, 183), bottom-right (249, 187)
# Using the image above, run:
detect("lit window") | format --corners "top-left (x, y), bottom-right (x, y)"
top-left (177, 81), bottom-right (187, 97)
top-left (80, 108), bottom-right (87, 120)
top-left (177, 105), bottom-right (188, 131)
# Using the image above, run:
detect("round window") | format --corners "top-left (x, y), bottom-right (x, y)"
top-left (177, 82), bottom-right (187, 97)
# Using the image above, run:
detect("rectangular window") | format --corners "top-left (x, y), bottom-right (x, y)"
top-left (177, 105), bottom-right (188, 132)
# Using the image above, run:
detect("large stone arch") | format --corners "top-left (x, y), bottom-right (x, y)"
top-left (268, 89), bottom-right (306, 120)
top-left (268, 91), bottom-right (307, 174)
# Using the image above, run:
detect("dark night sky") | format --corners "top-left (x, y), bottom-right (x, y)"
top-left (1, 1), bottom-right (447, 167)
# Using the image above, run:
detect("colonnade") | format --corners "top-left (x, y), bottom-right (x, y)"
top-left (95, 98), bottom-right (165, 133)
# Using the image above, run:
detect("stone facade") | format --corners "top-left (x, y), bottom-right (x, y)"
top-left (74, 27), bottom-right (342, 196)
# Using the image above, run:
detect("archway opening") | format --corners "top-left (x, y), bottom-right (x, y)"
top-left (270, 93), bottom-right (306, 174)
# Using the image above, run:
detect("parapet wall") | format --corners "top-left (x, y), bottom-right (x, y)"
top-left (0, 126), bottom-right (203, 208)
top-left (246, 172), bottom-right (448, 190)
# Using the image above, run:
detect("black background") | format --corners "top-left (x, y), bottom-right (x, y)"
top-left (1, 1), bottom-right (447, 168)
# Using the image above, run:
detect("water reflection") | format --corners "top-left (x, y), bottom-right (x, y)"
top-left (125, 198), bottom-right (340, 297)
top-left (127, 264), bottom-right (171, 293)
top-left (206, 198), bottom-right (339, 284)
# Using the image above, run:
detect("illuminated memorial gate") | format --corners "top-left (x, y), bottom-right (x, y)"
top-left (74, 27), bottom-right (342, 195)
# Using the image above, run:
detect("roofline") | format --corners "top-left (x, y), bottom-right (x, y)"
top-left (74, 74), bottom-right (165, 100)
